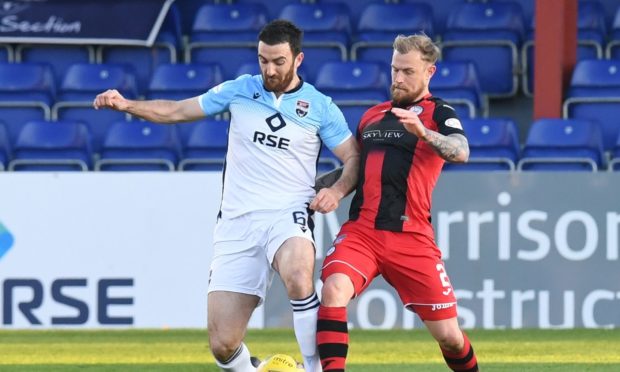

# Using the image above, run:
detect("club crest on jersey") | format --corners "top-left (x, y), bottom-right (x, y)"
top-left (296, 100), bottom-right (310, 118)
top-left (409, 105), bottom-right (423, 115)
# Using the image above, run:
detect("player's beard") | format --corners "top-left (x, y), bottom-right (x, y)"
top-left (263, 63), bottom-right (296, 93)
top-left (390, 83), bottom-right (424, 108)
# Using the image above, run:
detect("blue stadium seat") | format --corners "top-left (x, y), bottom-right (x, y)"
top-left (147, 63), bottom-right (224, 100)
top-left (563, 59), bottom-right (620, 152)
top-left (96, 121), bottom-right (181, 171)
top-left (53, 63), bottom-right (137, 153)
top-left (235, 62), bottom-right (262, 77)
top-left (97, 4), bottom-right (182, 95)
top-left (16, 45), bottom-right (94, 84)
top-left (314, 61), bottom-right (389, 103)
top-left (605, 6), bottom-right (620, 58)
top-left (175, 0), bottom-right (219, 36)
top-left (0, 63), bottom-right (55, 143)
top-left (98, 44), bottom-right (176, 96)
top-left (57, 63), bottom-right (138, 101)
top-left (0, 123), bottom-right (11, 171)
top-left (351, 3), bottom-right (434, 68)
top-left (517, 118), bottom-right (604, 171)
top-left (338, 102), bottom-right (375, 136)
top-left (401, 0), bottom-right (475, 36)
top-left (443, 118), bottom-right (520, 171)
top-left (179, 119), bottom-right (229, 171)
top-left (430, 61), bottom-right (485, 119)
top-left (442, 1), bottom-right (525, 97)
top-left (186, 4), bottom-right (268, 80)
top-left (236, 0), bottom-right (306, 20)
top-left (9, 120), bottom-right (92, 172)
top-left (319, 0), bottom-right (390, 28)
top-left (278, 3), bottom-right (350, 82)
top-left (522, 0), bottom-right (606, 96)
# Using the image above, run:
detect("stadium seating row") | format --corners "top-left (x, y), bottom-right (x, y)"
top-left (1, 118), bottom-right (619, 173)
top-left (3, 0), bottom-right (620, 98)
top-left (2, 56), bottom-right (618, 153)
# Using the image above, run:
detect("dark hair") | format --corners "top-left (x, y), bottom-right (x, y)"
top-left (258, 19), bottom-right (303, 56)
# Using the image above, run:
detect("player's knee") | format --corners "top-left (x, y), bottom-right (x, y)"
top-left (435, 330), bottom-right (464, 353)
top-left (321, 274), bottom-right (354, 307)
top-left (209, 333), bottom-right (242, 362)
top-left (282, 268), bottom-right (314, 299)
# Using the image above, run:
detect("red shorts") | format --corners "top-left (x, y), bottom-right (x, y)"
top-left (320, 220), bottom-right (457, 321)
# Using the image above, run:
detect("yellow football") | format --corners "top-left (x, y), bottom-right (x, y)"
top-left (256, 354), bottom-right (302, 371)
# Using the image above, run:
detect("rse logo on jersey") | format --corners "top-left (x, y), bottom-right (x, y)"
top-left (253, 113), bottom-right (291, 150)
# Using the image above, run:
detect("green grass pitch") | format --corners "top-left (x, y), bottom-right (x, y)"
top-left (1, 328), bottom-right (619, 371)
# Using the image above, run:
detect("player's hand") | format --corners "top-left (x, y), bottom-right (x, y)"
top-left (309, 187), bottom-right (343, 214)
top-left (93, 89), bottom-right (130, 111)
top-left (391, 107), bottom-right (426, 139)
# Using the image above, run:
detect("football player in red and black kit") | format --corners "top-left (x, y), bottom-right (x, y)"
top-left (316, 34), bottom-right (479, 371)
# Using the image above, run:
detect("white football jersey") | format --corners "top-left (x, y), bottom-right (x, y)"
top-left (198, 74), bottom-right (352, 218)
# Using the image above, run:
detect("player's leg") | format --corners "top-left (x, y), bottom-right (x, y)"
top-left (317, 223), bottom-right (380, 372)
top-left (273, 236), bottom-right (321, 372)
top-left (317, 272), bottom-right (355, 372)
top-left (208, 213), bottom-right (272, 372)
top-left (424, 318), bottom-right (479, 372)
top-left (382, 231), bottom-right (478, 372)
top-left (208, 291), bottom-right (260, 372)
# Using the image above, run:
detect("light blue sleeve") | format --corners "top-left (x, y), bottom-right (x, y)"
top-left (198, 75), bottom-right (251, 116)
top-left (319, 101), bottom-right (353, 150)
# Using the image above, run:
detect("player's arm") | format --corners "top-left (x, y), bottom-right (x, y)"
top-left (327, 136), bottom-right (359, 197)
top-left (391, 107), bottom-right (469, 163)
top-left (93, 89), bottom-right (206, 123)
top-left (419, 131), bottom-right (469, 163)
top-left (310, 136), bottom-right (359, 214)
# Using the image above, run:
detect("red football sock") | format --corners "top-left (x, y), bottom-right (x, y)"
top-left (441, 331), bottom-right (479, 371)
top-left (316, 306), bottom-right (348, 371)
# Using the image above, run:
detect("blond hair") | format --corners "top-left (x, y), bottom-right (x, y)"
top-left (393, 34), bottom-right (440, 64)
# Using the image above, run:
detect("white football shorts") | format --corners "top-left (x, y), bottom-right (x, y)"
top-left (208, 204), bottom-right (315, 304)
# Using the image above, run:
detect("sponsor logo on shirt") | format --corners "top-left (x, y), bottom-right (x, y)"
top-left (362, 130), bottom-right (405, 140)
top-left (431, 303), bottom-right (455, 311)
top-left (265, 113), bottom-right (287, 132)
top-left (253, 113), bottom-right (290, 150)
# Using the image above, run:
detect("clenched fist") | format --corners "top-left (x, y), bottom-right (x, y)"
top-left (93, 89), bottom-right (130, 111)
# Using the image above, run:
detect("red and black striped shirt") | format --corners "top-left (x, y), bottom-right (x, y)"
top-left (349, 95), bottom-right (465, 235)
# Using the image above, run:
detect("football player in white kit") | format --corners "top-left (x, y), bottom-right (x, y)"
top-left (93, 20), bottom-right (359, 372)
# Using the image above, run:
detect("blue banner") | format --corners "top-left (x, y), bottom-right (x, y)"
top-left (0, 0), bottom-right (174, 46)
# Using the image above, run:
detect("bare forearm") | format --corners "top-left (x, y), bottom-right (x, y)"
top-left (123, 99), bottom-right (187, 123)
top-left (330, 154), bottom-right (359, 197)
top-left (421, 130), bottom-right (469, 163)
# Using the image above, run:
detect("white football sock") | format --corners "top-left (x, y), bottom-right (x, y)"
top-left (291, 292), bottom-right (321, 372)
top-left (215, 342), bottom-right (256, 372)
